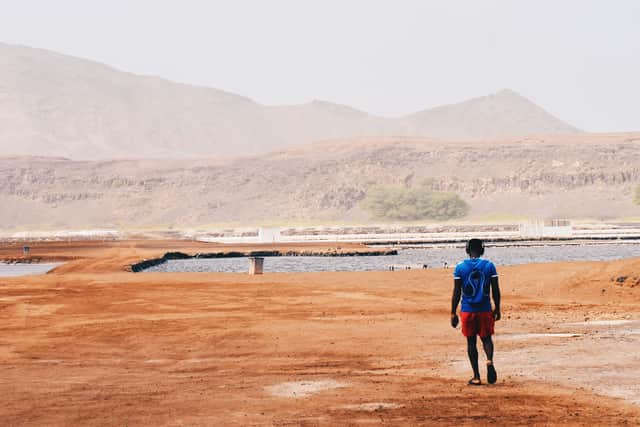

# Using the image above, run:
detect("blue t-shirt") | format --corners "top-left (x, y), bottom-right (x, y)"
top-left (454, 258), bottom-right (498, 313)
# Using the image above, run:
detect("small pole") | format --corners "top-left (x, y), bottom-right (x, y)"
top-left (248, 257), bottom-right (264, 275)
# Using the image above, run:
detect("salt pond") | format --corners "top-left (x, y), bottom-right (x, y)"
top-left (0, 263), bottom-right (62, 277)
top-left (144, 242), bottom-right (640, 273)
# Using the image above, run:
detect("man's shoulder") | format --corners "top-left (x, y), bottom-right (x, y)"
top-left (453, 261), bottom-right (467, 277)
top-left (483, 259), bottom-right (498, 274)
top-left (454, 261), bottom-right (468, 271)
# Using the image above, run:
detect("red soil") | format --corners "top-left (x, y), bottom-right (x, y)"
top-left (1, 240), bottom-right (639, 425)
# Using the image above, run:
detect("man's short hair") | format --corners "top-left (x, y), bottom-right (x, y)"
top-left (465, 238), bottom-right (485, 256)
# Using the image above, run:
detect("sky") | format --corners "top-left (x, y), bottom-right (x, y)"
top-left (1, 0), bottom-right (638, 132)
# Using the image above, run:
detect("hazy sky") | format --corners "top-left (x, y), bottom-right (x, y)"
top-left (1, 1), bottom-right (638, 132)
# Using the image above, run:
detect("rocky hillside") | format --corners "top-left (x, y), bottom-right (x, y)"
top-left (0, 42), bottom-right (580, 160)
top-left (1, 133), bottom-right (638, 229)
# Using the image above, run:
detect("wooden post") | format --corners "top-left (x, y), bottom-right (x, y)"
top-left (248, 257), bottom-right (264, 275)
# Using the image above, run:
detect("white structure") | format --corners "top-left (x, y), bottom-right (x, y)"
top-left (248, 257), bottom-right (264, 275)
top-left (258, 227), bottom-right (282, 243)
top-left (520, 219), bottom-right (573, 238)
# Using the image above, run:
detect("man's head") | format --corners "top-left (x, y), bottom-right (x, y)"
top-left (465, 238), bottom-right (485, 258)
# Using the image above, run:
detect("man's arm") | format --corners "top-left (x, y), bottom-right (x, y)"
top-left (491, 276), bottom-right (501, 320)
top-left (451, 278), bottom-right (462, 314)
top-left (451, 278), bottom-right (462, 327)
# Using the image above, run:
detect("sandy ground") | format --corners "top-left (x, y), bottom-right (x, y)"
top-left (1, 240), bottom-right (640, 426)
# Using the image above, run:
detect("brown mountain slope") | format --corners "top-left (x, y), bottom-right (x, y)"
top-left (402, 89), bottom-right (581, 139)
top-left (0, 43), bottom-right (277, 159)
top-left (0, 42), bottom-right (580, 160)
top-left (1, 133), bottom-right (638, 229)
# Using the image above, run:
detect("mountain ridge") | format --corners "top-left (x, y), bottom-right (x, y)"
top-left (0, 42), bottom-right (581, 160)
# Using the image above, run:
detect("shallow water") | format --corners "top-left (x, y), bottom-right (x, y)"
top-left (0, 263), bottom-right (62, 277)
top-left (144, 243), bottom-right (640, 273)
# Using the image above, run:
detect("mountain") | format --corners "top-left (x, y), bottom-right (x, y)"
top-left (0, 43), bottom-right (276, 159)
top-left (0, 42), bottom-right (580, 159)
top-left (1, 133), bottom-right (638, 229)
top-left (402, 89), bottom-right (581, 140)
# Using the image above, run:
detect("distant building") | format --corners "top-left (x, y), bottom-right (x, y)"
top-left (520, 219), bottom-right (572, 238)
top-left (258, 227), bottom-right (282, 243)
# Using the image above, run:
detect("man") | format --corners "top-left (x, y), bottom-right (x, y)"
top-left (450, 238), bottom-right (501, 385)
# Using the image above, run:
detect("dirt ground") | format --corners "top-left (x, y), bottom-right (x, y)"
top-left (1, 240), bottom-right (639, 426)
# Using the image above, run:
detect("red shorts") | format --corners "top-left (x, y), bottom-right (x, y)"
top-left (461, 311), bottom-right (495, 338)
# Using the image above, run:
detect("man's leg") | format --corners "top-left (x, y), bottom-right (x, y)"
top-left (466, 335), bottom-right (480, 379)
top-left (481, 335), bottom-right (494, 362)
top-left (481, 335), bottom-right (497, 384)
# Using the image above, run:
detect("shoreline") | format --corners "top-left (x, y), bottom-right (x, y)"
top-left (370, 235), bottom-right (640, 247)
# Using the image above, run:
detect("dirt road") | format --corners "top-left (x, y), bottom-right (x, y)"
top-left (1, 240), bottom-right (639, 425)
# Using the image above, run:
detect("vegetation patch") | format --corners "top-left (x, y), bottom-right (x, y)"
top-left (361, 186), bottom-right (469, 221)
top-left (634, 185), bottom-right (640, 205)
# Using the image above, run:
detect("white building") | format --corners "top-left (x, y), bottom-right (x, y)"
top-left (258, 227), bottom-right (282, 243)
top-left (520, 219), bottom-right (572, 238)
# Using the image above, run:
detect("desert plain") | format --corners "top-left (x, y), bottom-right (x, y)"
top-left (1, 239), bottom-right (640, 426)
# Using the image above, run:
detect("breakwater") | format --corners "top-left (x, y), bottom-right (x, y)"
top-left (130, 249), bottom-right (398, 272)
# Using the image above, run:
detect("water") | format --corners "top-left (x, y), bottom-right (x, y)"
top-left (0, 263), bottom-right (62, 277)
top-left (144, 242), bottom-right (640, 273)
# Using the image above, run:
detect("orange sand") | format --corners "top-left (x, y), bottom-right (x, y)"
top-left (1, 240), bottom-right (639, 425)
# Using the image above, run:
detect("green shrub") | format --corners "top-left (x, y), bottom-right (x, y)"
top-left (361, 186), bottom-right (468, 221)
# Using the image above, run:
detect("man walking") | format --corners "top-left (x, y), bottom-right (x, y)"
top-left (450, 238), bottom-right (501, 385)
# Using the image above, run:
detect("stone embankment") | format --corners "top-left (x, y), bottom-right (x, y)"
top-left (0, 257), bottom-right (44, 264)
top-left (0, 255), bottom-right (76, 264)
top-left (130, 248), bottom-right (398, 272)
